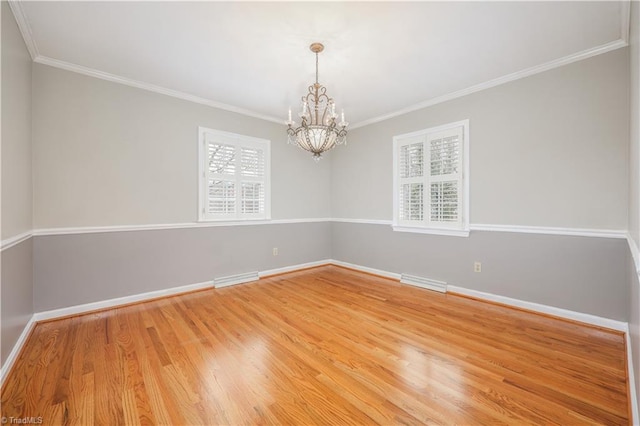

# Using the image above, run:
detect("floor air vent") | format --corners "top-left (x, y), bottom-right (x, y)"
top-left (214, 271), bottom-right (259, 288)
top-left (400, 274), bottom-right (447, 293)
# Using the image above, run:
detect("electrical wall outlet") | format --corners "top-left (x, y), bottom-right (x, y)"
top-left (474, 261), bottom-right (482, 273)
top-left (273, 247), bottom-right (278, 256)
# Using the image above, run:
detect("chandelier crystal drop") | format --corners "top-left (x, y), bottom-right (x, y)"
top-left (286, 43), bottom-right (348, 161)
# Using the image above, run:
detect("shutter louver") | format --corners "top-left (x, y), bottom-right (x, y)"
top-left (240, 147), bottom-right (264, 178)
top-left (240, 147), bottom-right (265, 215)
top-left (208, 179), bottom-right (236, 214)
top-left (430, 135), bottom-right (459, 176)
top-left (400, 183), bottom-right (424, 221)
top-left (400, 143), bottom-right (423, 178)
top-left (209, 144), bottom-right (236, 175)
top-left (207, 143), bottom-right (236, 216)
top-left (430, 181), bottom-right (458, 222)
top-left (428, 131), bottom-right (461, 225)
top-left (398, 141), bottom-right (424, 222)
top-left (241, 182), bottom-right (264, 214)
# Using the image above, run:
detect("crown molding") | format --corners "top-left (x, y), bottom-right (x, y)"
top-left (350, 38), bottom-right (628, 129)
top-left (8, 1), bottom-right (631, 131)
top-left (33, 56), bottom-right (284, 125)
top-left (7, 0), bottom-right (39, 60)
top-left (9, 0), bottom-right (281, 124)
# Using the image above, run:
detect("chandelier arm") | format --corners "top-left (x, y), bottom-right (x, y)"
top-left (317, 88), bottom-right (331, 126)
top-left (302, 86), bottom-right (316, 120)
top-left (303, 86), bottom-right (332, 126)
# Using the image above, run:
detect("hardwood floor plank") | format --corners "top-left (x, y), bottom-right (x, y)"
top-left (1, 265), bottom-right (630, 424)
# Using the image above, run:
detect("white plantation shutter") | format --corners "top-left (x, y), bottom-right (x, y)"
top-left (427, 128), bottom-right (463, 227)
top-left (240, 146), bottom-right (265, 215)
top-left (398, 140), bottom-right (424, 221)
top-left (393, 121), bottom-right (468, 233)
top-left (199, 128), bottom-right (270, 221)
top-left (207, 143), bottom-right (236, 216)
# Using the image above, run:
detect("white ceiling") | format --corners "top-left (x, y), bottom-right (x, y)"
top-left (13, 1), bottom-right (628, 127)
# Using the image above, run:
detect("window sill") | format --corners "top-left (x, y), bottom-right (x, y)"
top-left (392, 225), bottom-right (470, 237)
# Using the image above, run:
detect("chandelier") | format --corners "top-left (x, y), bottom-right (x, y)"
top-left (286, 43), bottom-right (348, 161)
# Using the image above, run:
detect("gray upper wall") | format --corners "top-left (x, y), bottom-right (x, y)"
top-left (2, 1), bottom-right (33, 240)
top-left (332, 48), bottom-right (629, 230)
top-left (32, 63), bottom-right (332, 229)
top-left (29, 42), bottom-right (631, 232)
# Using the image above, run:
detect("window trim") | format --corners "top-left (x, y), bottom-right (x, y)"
top-left (198, 126), bottom-right (271, 222)
top-left (392, 119), bottom-right (470, 237)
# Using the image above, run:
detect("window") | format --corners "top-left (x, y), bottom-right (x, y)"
top-left (199, 127), bottom-right (271, 221)
top-left (393, 120), bottom-right (469, 236)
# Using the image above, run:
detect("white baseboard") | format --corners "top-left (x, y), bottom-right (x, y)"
top-left (4, 257), bottom-right (635, 422)
top-left (214, 272), bottom-right (259, 288)
top-left (329, 260), bottom-right (628, 332)
top-left (34, 280), bottom-right (215, 322)
top-left (260, 259), bottom-right (332, 277)
top-left (32, 259), bottom-right (334, 321)
top-left (330, 260), bottom-right (638, 420)
top-left (0, 314), bottom-right (36, 387)
top-left (401, 273), bottom-right (447, 293)
top-left (1, 260), bottom-right (327, 386)
top-left (625, 325), bottom-right (640, 425)
top-left (447, 285), bottom-right (628, 332)
top-left (330, 260), bottom-right (401, 280)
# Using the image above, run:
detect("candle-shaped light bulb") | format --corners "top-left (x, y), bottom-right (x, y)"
top-left (288, 107), bottom-right (292, 122)
top-left (341, 109), bottom-right (345, 123)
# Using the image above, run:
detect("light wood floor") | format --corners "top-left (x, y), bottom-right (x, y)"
top-left (1, 265), bottom-right (630, 425)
